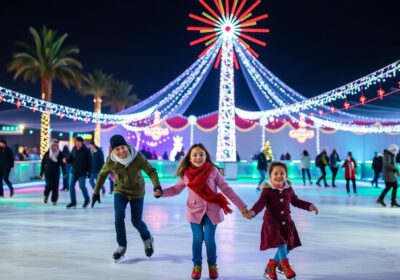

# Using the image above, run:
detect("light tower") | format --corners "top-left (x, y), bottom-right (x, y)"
top-left (188, 0), bottom-right (269, 161)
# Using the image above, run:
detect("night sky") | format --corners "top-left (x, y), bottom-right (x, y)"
top-left (0, 0), bottom-right (399, 116)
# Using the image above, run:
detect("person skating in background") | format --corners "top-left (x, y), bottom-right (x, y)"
top-left (342, 152), bottom-right (357, 196)
top-left (300, 150), bottom-right (312, 186)
top-left (315, 148), bottom-right (329, 187)
top-left (40, 139), bottom-right (65, 205)
top-left (371, 151), bottom-right (383, 188)
top-left (329, 149), bottom-right (341, 187)
top-left (377, 144), bottom-right (400, 207)
top-left (154, 143), bottom-right (249, 280)
top-left (63, 136), bottom-right (91, 209)
top-left (88, 141), bottom-right (106, 195)
top-left (257, 148), bottom-right (269, 191)
top-left (61, 145), bottom-right (71, 192)
top-left (92, 134), bottom-right (162, 262)
top-left (246, 161), bottom-right (318, 280)
top-left (0, 139), bottom-right (14, 197)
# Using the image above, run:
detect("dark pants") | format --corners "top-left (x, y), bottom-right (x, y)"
top-left (316, 166), bottom-right (328, 186)
top-left (0, 168), bottom-right (13, 196)
top-left (62, 164), bottom-right (71, 189)
top-left (44, 172), bottom-right (60, 202)
top-left (89, 172), bottom-right (105, 193)
top-left (345, 178), bottom-right (356, 194)
top-left (331, 167), bottom-right (338, 186)
top-left (371, 170), bottom-right (380, 187)
top-left (114, 194), bottom-right (150, 247)
top-left (301, 168), bottom-right (312, 184)
top-left (69, 175), bottom-right (90, 204)
top-left (379, 182), bottom-right (398, 203)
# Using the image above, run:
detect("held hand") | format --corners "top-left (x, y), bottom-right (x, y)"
top-left (91, 193), bottom-right (101, 208)
top-left (245, 210), bottom-right (255, 219)
top-left (63, 158), bottom-right (67, 164)
top-left (309, 204), bottom-right (319, 215)
top-left (153, 185), bottom-right (163, 198)
top-left (240, 207), bottom-right (249, 217)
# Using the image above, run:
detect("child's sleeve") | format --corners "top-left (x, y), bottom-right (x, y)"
top-left (290, 189), bottom-right (312, 211)
top-left (250, 189), bottom-right (268, 216)
top-left (161, 177), bottom-right (187, 197)
top-left (215, 167), bottom-right (247, 209)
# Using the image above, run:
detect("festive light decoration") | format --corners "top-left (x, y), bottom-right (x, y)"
top-left (289, 115), bottom-right (315, 143)
top-left (0, 124), bottom-right (24, 135)
top-left (188, 115), bottom-right (197, 146)
top-left (0, 86), bottom-right (156, 125)
top-left (188, 0), bottom-right (269, 161)
top-left (40, 112), bottom-right (50, 157)
top-left (143, 111), bottom-right (169, 141)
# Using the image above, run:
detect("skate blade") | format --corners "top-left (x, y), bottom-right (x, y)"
top-left (262, 272), bottom-right (277, 280)
top-left (113, 255), bottom-right (125, 263)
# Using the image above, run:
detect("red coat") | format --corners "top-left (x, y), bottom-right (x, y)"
top-left (250, 182), bottom-right (312, 251)
top-left (342, 159), bottom-right (357, 179)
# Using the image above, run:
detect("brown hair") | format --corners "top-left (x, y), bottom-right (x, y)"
top-left (176, 143), bottom-right (215, 178)
top-left (268, 161), bottom-right (288, 177)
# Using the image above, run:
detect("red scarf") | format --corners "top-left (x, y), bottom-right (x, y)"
top-left (184, 162), bottom-right (233, 214)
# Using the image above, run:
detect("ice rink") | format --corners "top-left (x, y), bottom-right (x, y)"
top-left (1, 180), bottom-right (399, 280)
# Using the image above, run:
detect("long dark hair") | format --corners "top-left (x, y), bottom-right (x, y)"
top-left (176, 143), bottom-right (215, 178)
top-left (302, 150), bottom-right (309, 156)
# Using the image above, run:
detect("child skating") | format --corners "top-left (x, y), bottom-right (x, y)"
top-left (246, 161), bottom-right (318, 280)
top-left (153, 143), bottom-right (249, 280)
top-left (91, 134), bottom-right (162, 262)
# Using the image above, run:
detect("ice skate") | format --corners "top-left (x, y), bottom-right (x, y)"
top-left (263, 259), bottom-right (278, 280)
top-left (143, 235), bottom-right (154, 257)
top-left (191, 265), bottom-right (201, 280)
top-left (113, 246), bottom-right (126, 263)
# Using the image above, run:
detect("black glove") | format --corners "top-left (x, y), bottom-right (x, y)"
top-left (91, 193), bottom-right (101, 208)
top-left (153, 185), bottom-right (163, 198)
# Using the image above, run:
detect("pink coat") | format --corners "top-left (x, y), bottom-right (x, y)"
top-left (161, 166), bottom-right (247, 225)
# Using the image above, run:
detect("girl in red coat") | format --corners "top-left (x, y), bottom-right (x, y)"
top-left (342, 152), bottom-right (357, 196)
top-left (246, 162), bottom-right (318, 280)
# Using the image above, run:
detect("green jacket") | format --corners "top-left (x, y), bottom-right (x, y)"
top-left (94, 152), bottom-right (160, 200)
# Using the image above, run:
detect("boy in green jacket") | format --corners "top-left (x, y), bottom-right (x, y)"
top-left (92, 134), bottom-right (162, 262)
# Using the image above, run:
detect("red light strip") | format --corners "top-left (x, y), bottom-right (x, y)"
top-left (187, 26), bottom-right (216, 32)
top-left (225, 0), bottom-right (230, 16)
top-left (240, 13), bottom-right (268, 25)
top-left (233, 47), bottom-right (239, 69)
top-left (234, 0), bottom-right (247, 18)
top-left (198, 42), bottom-right (216, 58)
top-left (214, 47), bottom-right (223, 68)
top-left (231, 0), bottom-right (239, 17)
top-left (239, 0), bottom-right (261, 21)
top-left (239, 33), bottom-right (267, 46)
top-left (199, 0), bottom-right (220, 19)
top-left (241, 28), bottom-right (270, 33)
top-left (190, 33), bottom-right (217, 46)
top-left (189, 13), bottom-right (216, 26)
top-left (213, 0), bottom-right (224, 16)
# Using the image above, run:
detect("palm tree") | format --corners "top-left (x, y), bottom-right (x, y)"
top-left (7, 25), bottom-right (82, 157)
top-left (103, 79), bottom-right (140, 113)
top-left (81, 69), bottom-right (113, 145)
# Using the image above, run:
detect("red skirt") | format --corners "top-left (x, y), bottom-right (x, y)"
top-left (259, 219), bottom-right (302, 251)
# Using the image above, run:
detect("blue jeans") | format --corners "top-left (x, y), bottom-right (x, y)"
top-left (69, 175), bottom-right (90, 204)
top-left (258, 169), bottom-right (267, 187)
top-left (190, 215), bottom-right (217, 266)
top-left (89, 172), bottom-right (105, 193)
top-left (114, 194), bottom-right (150, 247)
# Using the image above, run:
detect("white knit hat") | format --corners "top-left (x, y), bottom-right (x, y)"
top-left (388, 144), bottom-right (399, 152)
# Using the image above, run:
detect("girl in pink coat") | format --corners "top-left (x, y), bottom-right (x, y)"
top-left (153, 143), bottom-right (248, 280)
top-left (246, 162), bottom-right (318, 280)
